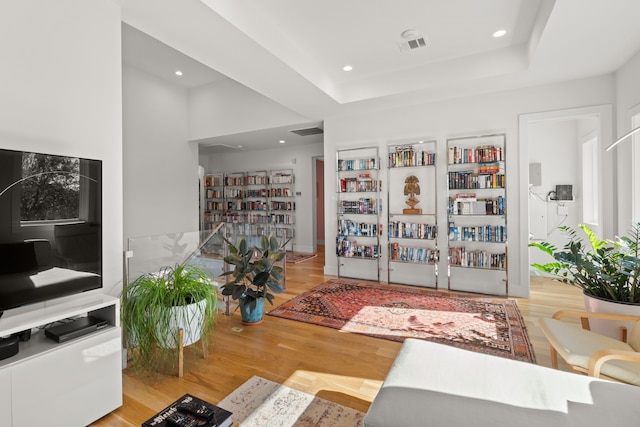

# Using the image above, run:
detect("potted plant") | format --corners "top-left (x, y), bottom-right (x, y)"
top-left (221, 235), bottom-right (287, 324)
top-left (121, 263), bottom-right (218, 371)
top-left (529, 222), bottom-right (640, 336)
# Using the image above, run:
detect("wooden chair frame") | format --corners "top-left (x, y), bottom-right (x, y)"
top-left (547, 310), bottom-right (640, 383)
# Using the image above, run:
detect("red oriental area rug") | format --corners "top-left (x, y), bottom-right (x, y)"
top-left (268, 279), bottom-right (536, 363)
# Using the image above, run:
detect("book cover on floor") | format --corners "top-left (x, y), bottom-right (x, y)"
top-left (142, 393), bottom-right (232, 427)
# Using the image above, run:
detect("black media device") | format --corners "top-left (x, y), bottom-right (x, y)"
top-left (0, 335), bottom-right (19, 360)
top-left (44, 316), bottom-right (108, 343)
top-left (555, 184), bottom-right (573, 201)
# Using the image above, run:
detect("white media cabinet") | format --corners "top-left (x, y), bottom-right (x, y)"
top-left (0, 293), bottom-right (122, 426)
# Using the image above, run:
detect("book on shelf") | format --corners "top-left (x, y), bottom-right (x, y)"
top-left (142, 393), bottom-right (232, 427)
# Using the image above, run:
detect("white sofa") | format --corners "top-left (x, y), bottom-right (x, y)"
top-left (364, 338), bottom-right (640, 426)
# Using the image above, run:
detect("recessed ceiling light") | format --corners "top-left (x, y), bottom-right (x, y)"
top-left (343, 65), bottom-right (353, 72)
top-left (418, 140), bottom-right (424, 144)
top-left (175, 70), bottom-right (183, 76)
top-left (279, 140), bottom-right (285, 144)
top-left (493, 29), bottom-right (507, 38)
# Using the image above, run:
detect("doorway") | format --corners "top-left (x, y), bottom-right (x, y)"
top-left (518, 105), bottom-right (614, 296)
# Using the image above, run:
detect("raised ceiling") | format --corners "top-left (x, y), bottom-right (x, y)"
top-left (121, 0), bottom-right (640, 151)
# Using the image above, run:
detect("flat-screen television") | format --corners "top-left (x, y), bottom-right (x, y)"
top-left (0, 148), bottom-right (102, 317)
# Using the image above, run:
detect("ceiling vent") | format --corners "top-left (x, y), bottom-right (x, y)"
top-left (398, 29), bottom-right (428, 53)
top-left (290, 127), bottom-right (324, 136)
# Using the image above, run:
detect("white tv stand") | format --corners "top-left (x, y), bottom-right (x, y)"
top-left (0, 293), bottom-right (122, 426)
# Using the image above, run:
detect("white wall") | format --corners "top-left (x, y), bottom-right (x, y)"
top-left (202, 142), bottom-right (323, 252)
top-left (615, 50), bottom-right (640, 236)
top-left (123, 65), bottom-right (199, 240)
top-left (324, 75), bottom-right (616, 297)
top-left (0, 0), bottom-right (123, 297)
top-left (188, 79), bottom-right (311, 141)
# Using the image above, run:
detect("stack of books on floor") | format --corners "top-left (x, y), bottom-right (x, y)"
top-left (142, 394), bottom-right (232, 427)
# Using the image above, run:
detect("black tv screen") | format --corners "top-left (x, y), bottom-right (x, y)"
top-left (0, 148), bottom-right (102, 316)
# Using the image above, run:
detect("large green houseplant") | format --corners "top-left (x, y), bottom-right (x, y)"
top-left (121, 263), bottom-right (218, 371)
top-left (529, 222), bottom-right (640, 303)
top-left (221, 235), bottom-right (286, 324)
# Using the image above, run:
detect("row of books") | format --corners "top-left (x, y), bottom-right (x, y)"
top-left (447, 145), bottom-right (504, 164)
top-left (274, 226), bottom-right (295, 238)
top-left (271, 173), bottom-right (293, 184)
top-left (271, 201), bottom-right (295, 211)
top-left (219, 223), bottom-right (295, 239)
top-left (245, 189), bottom-right (268, 197)
top-left (390, 244), bottom-right (438, 263)
top-left (221, 174), bottom-right (293, 186)
top-left (338, 198), bottom-right (380, 214)
top-left (337, 220), bottom-right (381, 237)
top-left (205, 189), bottom-right (222, 198)
top-left (478, 162), bottom-right (502, 174)
top-left (448, 196), bottom-right (505, 215)
top-left (244, 175), bottom-right (269, 185)
top-left (224, 212), bottom-right (272, 224)
top-left (269, 187), bottom-right (292, 197)
top-left (204, 175), bottom-right (222, 187)
top-left (448, 171), bottom-right (505, 189)
top-left (219, 189), bottom-right (294, 198)
top-left (225, 201), bottom-right (267, 211)
top-left (205, 201), bottom-right (223, 211)
top-left (388, 222), bottom-right (437, 239)
top-left (339, 176), bottom-right (381, 193)
top-left (448, 247), bottom-right (507, 269)
top-left (203, 213), bottom-right (223, 223)
top-left (388, 149), bottom-right (436, 168)
top-left (224, 188), bottom-right (243, 198)
top-left (338, 157), bottom-right (377, 171)
top-left (448, 224), bottom-right (507, 242)
top-left (336, 237), bottom-right (380, 258)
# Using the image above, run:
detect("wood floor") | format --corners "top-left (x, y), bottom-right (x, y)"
top-left (91, 245), bottom-right (584, 426)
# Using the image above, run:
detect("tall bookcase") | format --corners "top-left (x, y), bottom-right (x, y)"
top-left (203, 173), bottom-right (223, 232)
top-left (446, 133), bottom-right (507, 295)
top-left (336, 146), bottom-right (381, 281)
top-left (387, 140), bottom-right (438, 287)
top-left (269, 169), bottom-right (295, 250)
top-left (201, 169), bottom-right (296, 250)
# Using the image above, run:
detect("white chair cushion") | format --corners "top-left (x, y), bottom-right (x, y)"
top-left (539, 317), bottom-right (640, 385)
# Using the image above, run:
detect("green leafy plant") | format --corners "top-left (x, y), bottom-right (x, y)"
top-left (529, 222), bottom-right (640, 303)
top-left (221, 235), bottom-right (287, 315)
top-left (121, 263), bottom-right (218, 370)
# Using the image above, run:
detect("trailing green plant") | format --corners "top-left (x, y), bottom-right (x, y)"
top-left (529, 222), bottom-right (640, 303)
top-left (121, 263), bottom-right (218, 371)
top-left (221, 235), bottom-right (287, 314)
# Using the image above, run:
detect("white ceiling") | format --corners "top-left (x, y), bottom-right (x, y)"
top-left (121, 0), bottom-right (640, 151)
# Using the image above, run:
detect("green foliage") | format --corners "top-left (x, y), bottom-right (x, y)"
top-left (221, 235), bottom-right (287, 316)
top-left (21, 153), bottom-right (80, 220)
top-left (121, 263), bottom-right (218, 371)
top-left (529, 223), bottom-right (640, 303)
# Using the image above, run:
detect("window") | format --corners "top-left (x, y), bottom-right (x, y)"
top-left (582, 137), bottom-right (598, 225)
top-left (20, 153), bottom-right (80, 223)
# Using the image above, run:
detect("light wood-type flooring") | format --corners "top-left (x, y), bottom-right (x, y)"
top-left (91, 245), bottom-right (584, 426)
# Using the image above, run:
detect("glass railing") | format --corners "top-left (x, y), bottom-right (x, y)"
top-left (125, 222), bottom-right (287, 316)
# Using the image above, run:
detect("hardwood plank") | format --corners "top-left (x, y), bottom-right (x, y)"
top-left (91, 246), bottom-right (585, 425)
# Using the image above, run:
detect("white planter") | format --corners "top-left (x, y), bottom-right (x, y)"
top-left (583, 293), bottom-right (640, 340)
top-left (156, 298), bottom-right (207, 348)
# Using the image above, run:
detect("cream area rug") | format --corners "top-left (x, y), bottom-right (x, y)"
top-left (218, 376), bottom-right (365, 427)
